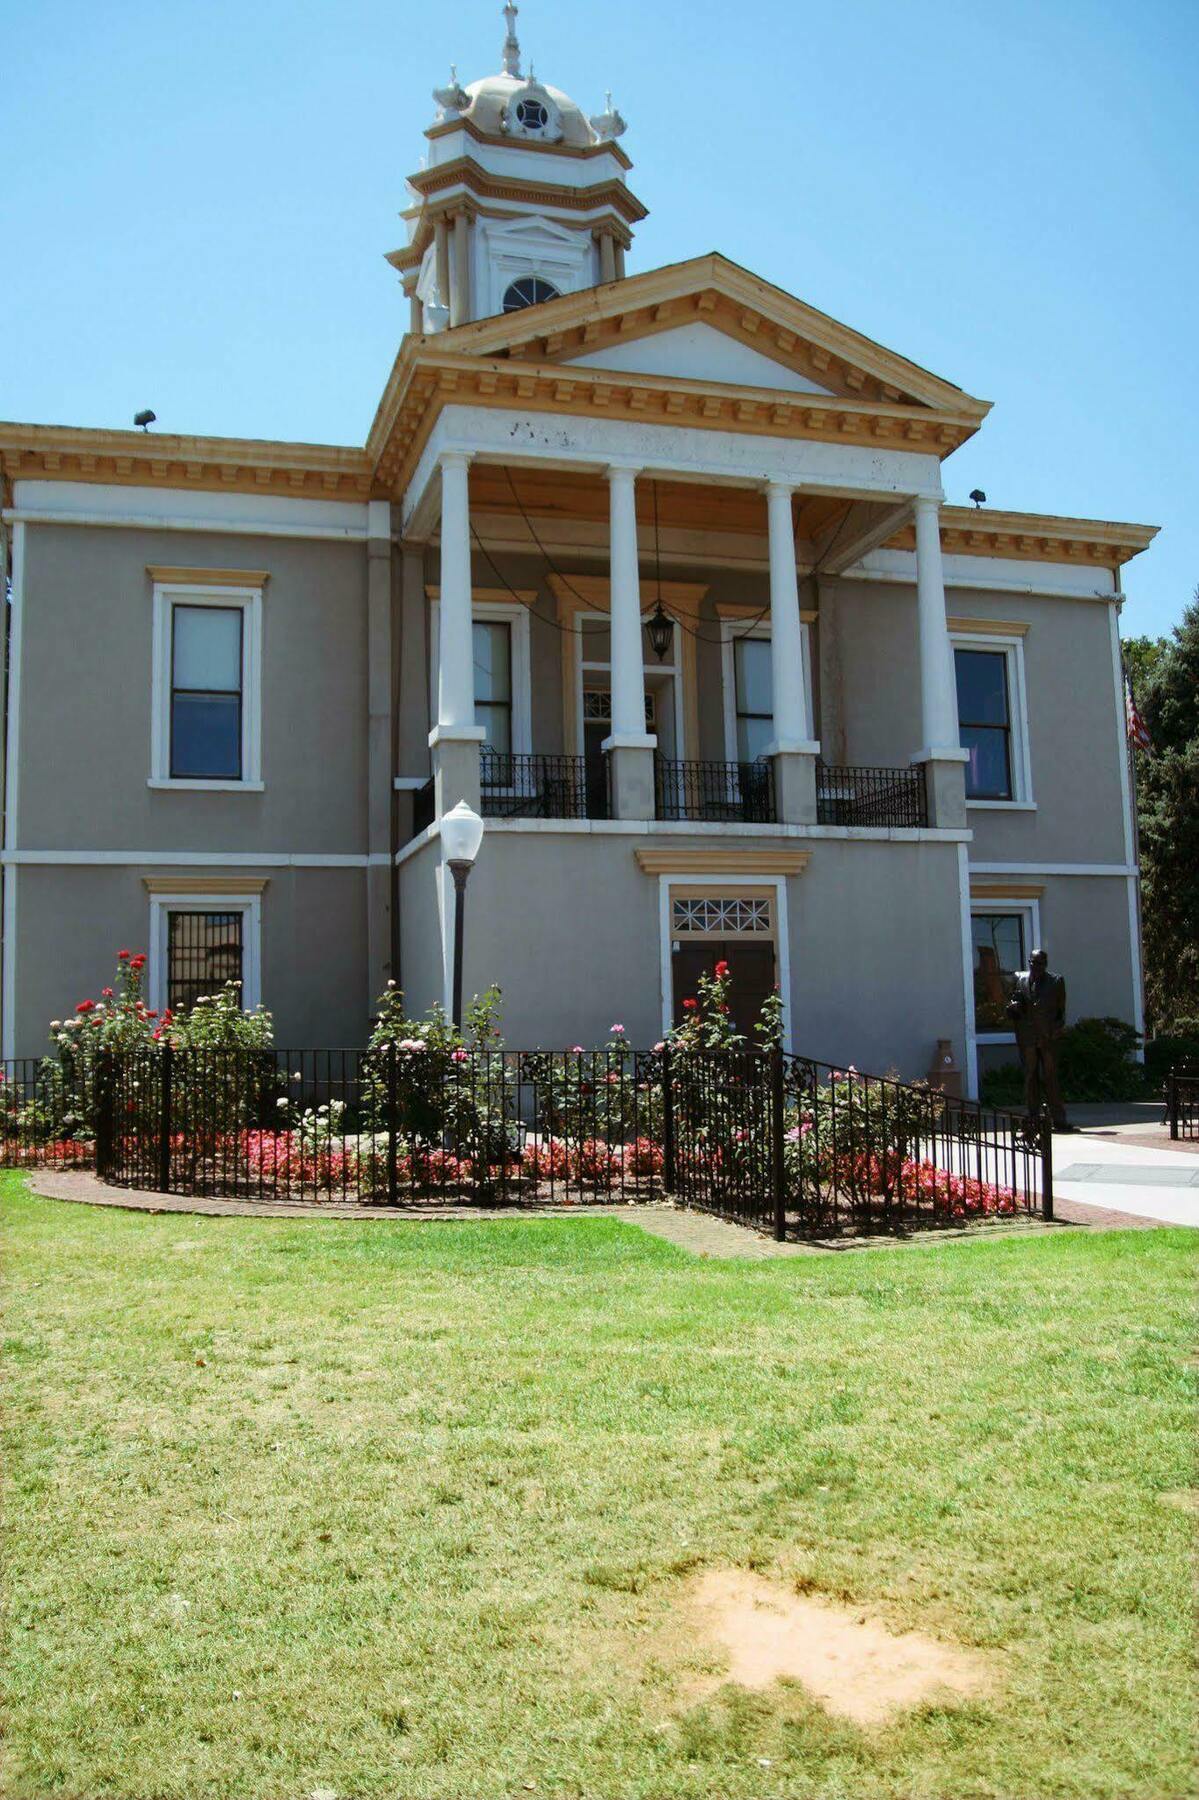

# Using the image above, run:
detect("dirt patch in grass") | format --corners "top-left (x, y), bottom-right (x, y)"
top-left (681, 1568), bottom-right (997, 1727)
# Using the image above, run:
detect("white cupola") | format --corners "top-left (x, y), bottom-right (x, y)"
top-left (386, 3), bottom-right (647, 333)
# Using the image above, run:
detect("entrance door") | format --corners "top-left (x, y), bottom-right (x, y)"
top-left (672, 940), bottom-right (777, 1040)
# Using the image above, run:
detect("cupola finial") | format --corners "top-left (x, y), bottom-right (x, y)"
top-left (501, 2), bottom-right (522, 78)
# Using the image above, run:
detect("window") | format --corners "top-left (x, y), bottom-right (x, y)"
top-left (151, 582), bottom-right (263, 789)
top-left (502, 275), bottom-right (560, 313)
top-left (719, 617), bottom-right (814, 767)
top-left (515, 97), bottom-right (549, 130)
top-left (428, 596), bottom-right (532, 755)
top-left (955, 648), bottom-right (1012, 799)
top-left (969, 896), bottom-right (1040, 1037)
top-left (147, 887), bottom-right (264, 1015)
top-left (474, 619), bottom-right (512, 755)
top-left (166, 910), bottom-right (244, 1014)
top-left (171, 606), bottom-right (242, 778)
top-left (733, 637), bottom-right (773, 763)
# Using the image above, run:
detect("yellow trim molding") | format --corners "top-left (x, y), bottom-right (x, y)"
top-left (948, 616), bottom-right (1031, 636)
top-left (635, 848), bottom-right (811, 877)
top-left (970, 881), bottom-right (1045, 900)
top-left (141, 877), bottom-right (270, 896)
top-left (148, 567), bottom-right (270, 588)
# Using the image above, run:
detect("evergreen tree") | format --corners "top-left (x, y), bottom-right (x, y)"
top-left (1135, 591), bottom-right (1199, 1030)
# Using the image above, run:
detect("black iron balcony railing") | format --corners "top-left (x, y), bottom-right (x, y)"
top-left (654, 757), bottom-right (777, 824)
top-left (480, 750), bottom-right (607, 820)
top-left (817, 761), bottom-right (928, 828)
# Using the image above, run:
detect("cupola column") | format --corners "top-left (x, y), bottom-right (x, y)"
top-left (432, 218), bottom-right (451, 313)
top-left (449, 211), bottom-right (473, 327)
top-left (603, 464), bottom-right (656, 819)
top-left (597, 230), bottom-right (616, 285)
top-left (764, 482), bottom-right (819, 824)
top-left (429, 451), bottom-right (483, 815)
top-left (910, 494), bottom-right (968, 828)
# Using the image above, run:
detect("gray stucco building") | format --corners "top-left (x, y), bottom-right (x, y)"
top-left (0, 10), bottom-right (1156, 1095)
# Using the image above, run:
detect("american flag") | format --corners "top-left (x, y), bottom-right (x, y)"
top-left (1125, 673), bottom-right (1152, 753)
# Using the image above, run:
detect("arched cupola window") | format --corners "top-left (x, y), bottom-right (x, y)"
top-left (502, 275), bottom-right (561, 313)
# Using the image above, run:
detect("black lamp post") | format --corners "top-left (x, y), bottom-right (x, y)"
top-left (441, 799), bottom-right (485, 1030)
top-left (646, 598), bottom-right (674, 662)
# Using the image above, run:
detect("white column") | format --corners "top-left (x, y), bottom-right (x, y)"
top-left (437, 452), bottom-right (475, 733)
top-left (604, 465), bottom-right (653, 746)
top-left (449, 213), bottom-right (471, 328)
top-left (914, 494), bottom-right (960, 754)
top-left (765, 482), bottom-right (812, 749)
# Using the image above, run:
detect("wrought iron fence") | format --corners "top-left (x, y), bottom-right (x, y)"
top-left (665, 1047), bottom-right (1048, 1237)
top-left (1166, 1066), bottom-right (1199, 1141)
top-left (4, 1040), bottom-right (1046, 1237)
top-left (95, 1045), bottom-right (665, 1207)
top-left (655, 757), bottom-right (777, 824)
top-left (481, 751), bottom-right (605, 820)
top-left (0, 1056), bottom-right (97, 1171)
top-left (817, 762), bottom-right (929, 828)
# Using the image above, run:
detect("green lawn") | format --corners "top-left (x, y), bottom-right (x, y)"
top-left (3, 1177), bottom-right (1194, 1800)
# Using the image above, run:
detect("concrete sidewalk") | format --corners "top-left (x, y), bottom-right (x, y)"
top-left (1048, 1123), bottom-right (1199, 1228)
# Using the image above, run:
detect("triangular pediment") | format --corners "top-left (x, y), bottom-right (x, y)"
top-left (422, 252), bottom-right (989, 414)
top-left (562, 320), bottom-right (836, 395)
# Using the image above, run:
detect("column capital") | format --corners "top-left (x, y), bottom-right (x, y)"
top-left (763, 480), bottom-right (797, 501)
top-left (912, 492), bottom-right (945, 516)
top-left (439, 450), bottom-right (473, 473)
top-left (605, 461), bottom-right (642, 484)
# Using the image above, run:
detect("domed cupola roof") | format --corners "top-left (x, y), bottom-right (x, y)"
top-left (432, 5), bottom-right (627, 147)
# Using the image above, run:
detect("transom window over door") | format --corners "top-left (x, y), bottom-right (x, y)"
top-left (171, 605), bottom-right (243, 779)
top-left (955, 648), bottom-right (1012, 800)
top-left (166, 910), bottom-right (244, 1013)
top-left (474, 619), bottom-right (512, 755)
top-left (733, 637), bottom-right (772, 763)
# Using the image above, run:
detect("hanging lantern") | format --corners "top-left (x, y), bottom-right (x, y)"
top-left (647, 598), bottom-right (674, 662)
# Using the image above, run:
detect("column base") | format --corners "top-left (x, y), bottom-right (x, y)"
top-left (430, 726), bottom-right (485, 818)
top-left (605, 743), bottom-right (657, 820)
top-left (911, 749), bottom-right (969, 829)
top-left (767, 743), bottom-right (821, 825)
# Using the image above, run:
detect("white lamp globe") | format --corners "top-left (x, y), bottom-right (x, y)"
top-left (441, 799), bottom-right (485, 866)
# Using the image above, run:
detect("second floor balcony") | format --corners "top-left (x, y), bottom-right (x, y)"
top-left (453, 750), bottom-right (929, 830)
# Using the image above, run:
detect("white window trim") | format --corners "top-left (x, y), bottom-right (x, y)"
top-left (151, 583), bottom-right (263, 789)
top-left (969, 895), bottom-right (1041, 1045)
top-left (720, 619), bottom-right (814, 765)
top-left (952, 631), bottom-right (1034, 809)
top-left (657, 873), bottom-right (793, 1051)
top-left (573, 607), bottom-right (685, 757)
top-left (148, 891), bottom-right (263, 1015)
top-left (429, 598), bottom-right (532, 756)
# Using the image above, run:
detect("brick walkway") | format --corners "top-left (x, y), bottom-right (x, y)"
top-left (22, 1169), bottom-right (1159, 1255)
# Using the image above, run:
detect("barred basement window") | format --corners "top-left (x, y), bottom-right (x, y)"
top-left (672, 897), bottom-right (772, 935)
top-left (167, 910), bottom-right (245, 1014)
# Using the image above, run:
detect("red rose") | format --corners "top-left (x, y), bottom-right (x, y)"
top-left (76, 1000), bottom-right (96, 1014)
top-left (683, 998), bottom-right (698, 1011)
top-left (714, 960), bottom-right (729, 978)
top-left (101, 987), bottom-right (114, 998)
top-left (145, 1010), bottom-right (158, 1020)
top-left (118, 950), bottom-right (131, 960)
top-left (130, 954), bottom-right (147, 969)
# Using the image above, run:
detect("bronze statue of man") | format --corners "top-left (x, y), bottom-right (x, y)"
top-left (1006, 948), bottom-right (1072, 1131)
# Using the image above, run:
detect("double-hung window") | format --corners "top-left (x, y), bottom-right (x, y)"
top-left (733, 637), bottom-right (773, 763)
top-left (955, 649), bottom-right (1011, 799)
top-left (969, 895), bottom-right (1040, 1037)
top-left (151, 581), bottom-right (264, 789)
top-left (171, 606), bottom-right (243, 779)
top-left (952, 633), bottom-right (1031, 805)
top-left (473, 619), bottom-right (513, 756)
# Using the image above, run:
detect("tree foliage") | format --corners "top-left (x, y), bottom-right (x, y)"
top-left (1133, 591), bottom-right (1199, 1030)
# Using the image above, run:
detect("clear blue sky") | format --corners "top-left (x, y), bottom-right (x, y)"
top-left (4, 0), bottom-right (1195, 636)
